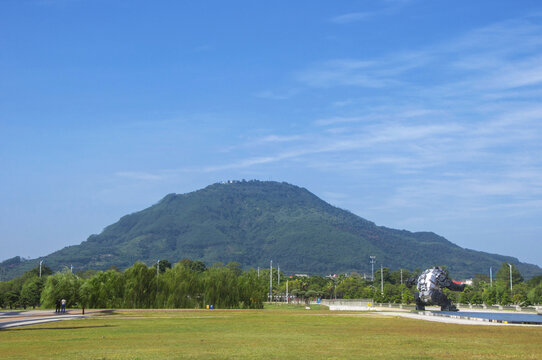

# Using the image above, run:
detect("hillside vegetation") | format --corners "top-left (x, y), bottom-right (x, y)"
top-left (1, 180), bottom-right (540, 280)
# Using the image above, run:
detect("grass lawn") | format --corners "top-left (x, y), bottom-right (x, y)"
top-left (1, 305), bottom-right (541, 359)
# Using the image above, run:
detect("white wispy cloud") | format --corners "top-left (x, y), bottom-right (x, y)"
top-left (259, 135), bottom-right (302, 143)
top-left (330, 12), bottom-right (373, 24)
top-left (314, 116), bottom-right (370, 126)
top-left (254, 88), bottom-right (300, 100)
top-left (198, 13), bottom-right (542, 250)
top-left (296, 59), bottom-right (400, 88)
top-left (330, 0), bottom-right (416, 25)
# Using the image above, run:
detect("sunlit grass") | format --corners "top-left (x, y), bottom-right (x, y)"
top-left (1, 308), bottom-right (541, 359)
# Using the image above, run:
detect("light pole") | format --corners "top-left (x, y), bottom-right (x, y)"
top-left (490, 267), bottom-right (493, 287)
top-left (157, 260), bottom-right (160, 294)
top-left (39, 260), bottom-right (43, 277)
top-left (334, 274), bottom-right (337, 300)
top-left (508, 263), bottom-right (513, 293)
top-left (370, 256), bottom-right (376, 282)
top-left (380, 265), bottom-right (384, 295)
top-left (286, 279), bottom-right (289, 304)
top-left (270, 260), bottom-right (273, 303)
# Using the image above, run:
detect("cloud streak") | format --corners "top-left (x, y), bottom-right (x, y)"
top-left (202, 15), bottom-right (542, 248)
top-left (330, 12), bottom-right (373, 24)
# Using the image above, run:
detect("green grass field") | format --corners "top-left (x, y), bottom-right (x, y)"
top-left (2, 305), bottom-right (542, 359)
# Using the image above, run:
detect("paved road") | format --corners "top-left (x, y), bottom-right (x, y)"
top-left (0, 310), bottom-right (89, 329)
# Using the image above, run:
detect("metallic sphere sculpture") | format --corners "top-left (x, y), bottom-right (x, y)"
top-left (406, 267), bottom-right (465, 311)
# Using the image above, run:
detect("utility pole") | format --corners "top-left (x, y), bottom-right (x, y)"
top-left (258, 267), bottom-right (260, 278)
top-left (400, 268), bottom-right (404, 304)
top-left (39, 260), bottom-right (43, 277)
top-left (157, 260), bottom-right (160, 294)
top-left (278, 265), bottom-right (280, 286)
top-left (380, 265), bottom-right (384, 295)
top-left (508, 263), bottom-right (513, 293)
top-left (490, 267), bottom-right (493, 287)
top-left (370, 256), bottom-right (376, 282)
top-left (270, 260), bottom-right (273, 302)
top-left (286, 279), bottom-right (289, 304)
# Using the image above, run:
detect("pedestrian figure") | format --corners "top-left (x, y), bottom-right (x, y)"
top-left (61, 298), bottom-right (66, 313)
top-left (55, 299), bottom-right (61, 313)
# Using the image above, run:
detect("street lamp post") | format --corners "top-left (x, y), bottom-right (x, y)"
top-left (380, 265), bottom-right (384, 295)
top-left (270, 260), bottom-right (273, 303)
top-left (286, 279), bottom-right (289, 304)
top-left (508, 263), bottom-right (513, 293)
top-left (370, 256), bottom-right (376, 282)
top-left (157, 260), bottom-right (160, 294)
top-left (490, 267), bottom-right (493, 287)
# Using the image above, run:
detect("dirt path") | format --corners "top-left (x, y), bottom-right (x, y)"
top-left (0, 310), bottom-right (100, 329)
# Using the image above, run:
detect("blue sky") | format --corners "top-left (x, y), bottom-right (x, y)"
top-left (2, 0), bottom-right (542, 268)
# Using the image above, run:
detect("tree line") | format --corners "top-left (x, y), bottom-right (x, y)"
top-left (0, 259), bottom-right (267, 310)
top-left (1, 260), bottom-right (541, 310)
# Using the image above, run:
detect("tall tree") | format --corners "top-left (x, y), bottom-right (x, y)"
top-left (123, 262), bottom-right (156, 308)
top-left (495, 262), bottom-right (523, 288)
top-left (40, 269), bottom-right (82, 308)
top-left (20, 277), bottom-right (44, 309)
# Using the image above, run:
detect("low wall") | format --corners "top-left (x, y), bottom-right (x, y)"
top-left (457, 303), bottom-right (541, 312)
top-left (312, 299), bottom-right (542, 312)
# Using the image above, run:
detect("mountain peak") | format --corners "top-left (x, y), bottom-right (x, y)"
top-left (1, 181), bottom-right (541, 280)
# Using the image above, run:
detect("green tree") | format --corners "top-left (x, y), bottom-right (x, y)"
top-left (3, 291), bottom-right (19, 309)
top-left (527, 284), bottom-right (542, 305)
top-left (80, 269), bottom-right (125, 308)
top-left (400, 284), bottom-right (414, 304)
top-left (40, 269), bottom-right (82, 308)
top-left (155, 260), bottom-right (172, 273)
top-left (389, 269), bottom-right (413, 286)
top-left (20, 277), bottom-right (44, 309)
top-left (336, 275), bottom-right (365, 299)
top-left (482, 286), bottom-right (497, 305)
top-left (204, 263), bottom-right (241, 308)
top-left (238, 269), bottom-right (266, 308)
top-left (123, 262), bottom-right (156, 308)
top-left (166, 261), bottom-right (203, 308)
top-left (495, 263), bottom-right (523, 289)
top-left (179, 259), bottom-right (207, 273)
top-left (471, 274), bottom-right (490, 291)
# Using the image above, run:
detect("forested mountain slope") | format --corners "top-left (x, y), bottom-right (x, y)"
top-left (2, 180), bottom-right (540, 280)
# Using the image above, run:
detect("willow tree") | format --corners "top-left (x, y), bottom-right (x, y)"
top-left (80, 269), bottom-right (125, 308)
top-left (123, 262), bottom-right (156, 308)
top-left (40, 268), bottom-right (82, 308)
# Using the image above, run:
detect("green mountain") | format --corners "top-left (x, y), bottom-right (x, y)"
top-left (2, 180), bottom-right (541, 280)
